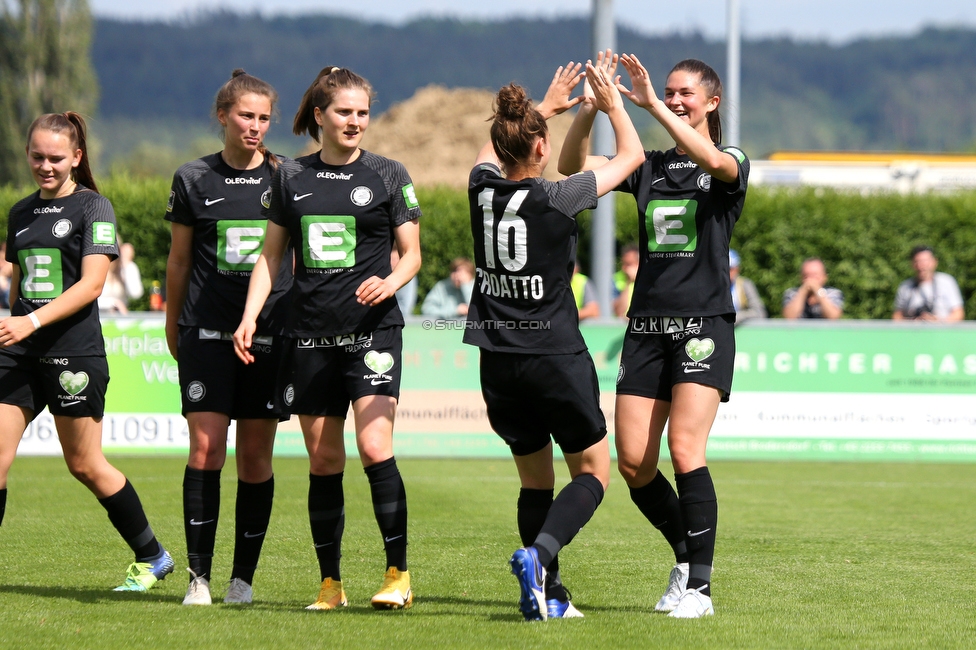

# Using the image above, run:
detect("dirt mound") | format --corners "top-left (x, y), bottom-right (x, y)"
top-left (304, 85), bottom-right (576, 187)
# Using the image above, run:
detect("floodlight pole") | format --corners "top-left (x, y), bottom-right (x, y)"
top-left (726, 0), bottom-right (742, 146)
top-left (591, 0), bottom-right (616, 320)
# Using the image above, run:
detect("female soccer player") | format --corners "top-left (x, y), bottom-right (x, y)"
top-left (465, 57), bottom-right (643, 621)
top-left (0, 112), bottom-right (173, 591)
top-left (165, 70), bottom-right (292, 605)
top-left (559, 54), bottom-right (749, 618)
top-left (233, 66), bottom-right (421, 611)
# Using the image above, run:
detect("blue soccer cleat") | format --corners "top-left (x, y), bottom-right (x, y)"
top-left (509, 546), bottom-right (547, 621)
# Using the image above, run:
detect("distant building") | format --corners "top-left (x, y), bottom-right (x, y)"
top-left (750, 152), bottom-right (976, 193)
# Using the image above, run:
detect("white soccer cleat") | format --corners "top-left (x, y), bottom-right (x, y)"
top-left (182, 568), bottom-right (212, 606)
top-left (655, 562), bottom-right (689, 612)
top-left (667, 586), bottom-right (714, 619)
top-left (223, 577), bottom-right (253, 604)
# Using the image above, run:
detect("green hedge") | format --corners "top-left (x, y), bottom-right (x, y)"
top-left (2, 179), bottom-right (975, 319)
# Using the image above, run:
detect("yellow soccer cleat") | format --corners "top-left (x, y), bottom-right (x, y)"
top-left (371, 567), bottom-right (413, 610)
top-left (306, 578), bottom-right (348, 611)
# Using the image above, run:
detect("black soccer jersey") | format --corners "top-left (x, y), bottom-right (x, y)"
top-left (5, 186), bottom-right (118, 356)
top-left (617, 145), bottom-right (749, 317)
top-left (265, 150), bottom-right (421, 337)
top-left (463, 163), bottom-right (598, 354)
top-left (166, 152), bottom-right (294, 333)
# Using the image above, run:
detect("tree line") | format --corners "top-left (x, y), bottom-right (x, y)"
top-left (4, 4), bottom-right (976, 181)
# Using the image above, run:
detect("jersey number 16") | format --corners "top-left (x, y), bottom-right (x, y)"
top-left (478, 188), bottom-right (528, 272)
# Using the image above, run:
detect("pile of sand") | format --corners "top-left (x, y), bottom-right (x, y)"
top-left (303, 85), bottom-right (576, 187)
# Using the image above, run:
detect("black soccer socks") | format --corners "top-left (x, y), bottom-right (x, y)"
top-left (0, 487), bottom-right (7, 526)
top-left (629, 471), bottom-right (690, 563)
top-left (99, 478), bottom-right (161, 561)
top-left (308, 472), bottom-right (345, 581)
top-left (183, 467), bottom-right (221, 580)
top-left (231, 476), bottom-right (274, 585)
top-left (675, 466), bottom-right (718, 596)
top-left (364, 457), bottom-right (408, 572)
top-left (532, 474), bottom-right (605, 567)
top-left (517, 488), bottom-right (560, 578)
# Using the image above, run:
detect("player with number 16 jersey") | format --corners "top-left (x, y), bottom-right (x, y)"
top-left (464, 59), bottom-right (644, 621)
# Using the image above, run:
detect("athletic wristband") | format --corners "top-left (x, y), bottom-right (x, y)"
top-left (28, 312), bottom-right (41, 331)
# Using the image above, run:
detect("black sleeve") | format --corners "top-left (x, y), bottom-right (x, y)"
top-left (717, 145), bottom-right (750, 196)
top-left (82, 193), bottom-right (120, 260)
top-left (264, 160), bottom-right (295, 227)
top-left (164, 170), bottom-right (195, 226)
top-left (468, 162), bottom-right (502, 189)
top-left (540, 172), bottom-right (599, 218)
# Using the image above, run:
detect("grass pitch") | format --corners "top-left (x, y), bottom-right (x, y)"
top-left (1, 457), bottom-right (974, 649)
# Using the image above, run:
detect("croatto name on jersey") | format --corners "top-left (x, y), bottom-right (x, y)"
top-left (668, 160), bottom-right (698, 170)
top-left (316, 171), bottom-right (353, 181)
top-left (476, 268), bottom-right (544, 300)
top-left (33, 205), bottom-right (64, 215)
top-left (225, 177), bottom-right (263, 185)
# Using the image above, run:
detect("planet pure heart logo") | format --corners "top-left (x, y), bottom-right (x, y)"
top-left (363, 350), bottom-right (395, 386)
top-left (59, 371), bottom-right (90, 395)
top-left (364, 351), bottom-right (395, 374)
top-left (685, 338), bottom-right (715, 363)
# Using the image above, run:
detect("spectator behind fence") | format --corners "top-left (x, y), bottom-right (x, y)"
top-left (120, 242), bottom-right (144, 303)
top-left (892, 245), bottom-right (964, 322)
top-left (421, 257), bottom-right (474, 320)
top-left (392, 248), bottom-right (418, 316)
top-left (729, 249), bottom-right (765, 323)
top-left (572, 261), bottom-right (600, 321)
top-left (782, 257), bottom-right (843, 319)
top-left (98, 241), bottom-right (144, 314)
top-left (613, 243), bottom-right (639, 318)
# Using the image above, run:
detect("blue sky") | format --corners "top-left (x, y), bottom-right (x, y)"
top-left (91, 0), bottom-right (976, 43)
top-left (90, 0), bottom-right (976, 43)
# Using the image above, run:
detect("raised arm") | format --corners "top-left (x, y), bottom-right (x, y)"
top-left (585, 57), bottom-right (645, 197)
top-left (475, 62), bottom-right (584, 168)
top-left (557, 50), bottom-right (618, 176)
top-left (618, 53), bottom-right (739, 183)
top-left (233, 220), bottom-right (289, 363)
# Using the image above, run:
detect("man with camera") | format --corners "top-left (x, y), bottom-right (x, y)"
top-left (892, 245), bottom-right (964, 322)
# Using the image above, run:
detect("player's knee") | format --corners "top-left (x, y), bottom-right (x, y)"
top-left (65, 457), bottom-right (100, 488)
top-left (188, 444), bottom-right (226, 470)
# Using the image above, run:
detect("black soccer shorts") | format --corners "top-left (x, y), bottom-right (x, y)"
top-left (278, 327), bottom-right (403, 417)
top-left (616, 314), bottom-right (735, 402)
top-left (480, 349), bottom-right (607, 456)
top-left (177, 327), bottom-right (287, 419)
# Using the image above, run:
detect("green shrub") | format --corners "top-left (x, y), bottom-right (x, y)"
top-left (731, 188), bottom-right (976, 319)
top-left (3, 179), bottom-right (975, 319)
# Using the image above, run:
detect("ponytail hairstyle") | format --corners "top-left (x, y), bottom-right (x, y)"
top-left (27, 112), bottom-right (98, 193)
top-left (489, 83), bottom-right (548, 170)
top-left (214, 68), bottom-right (281, 170)
top-left (669, 59), bottom-right (723, 144)
top-left (292, 66), bottom-right (375, 142)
